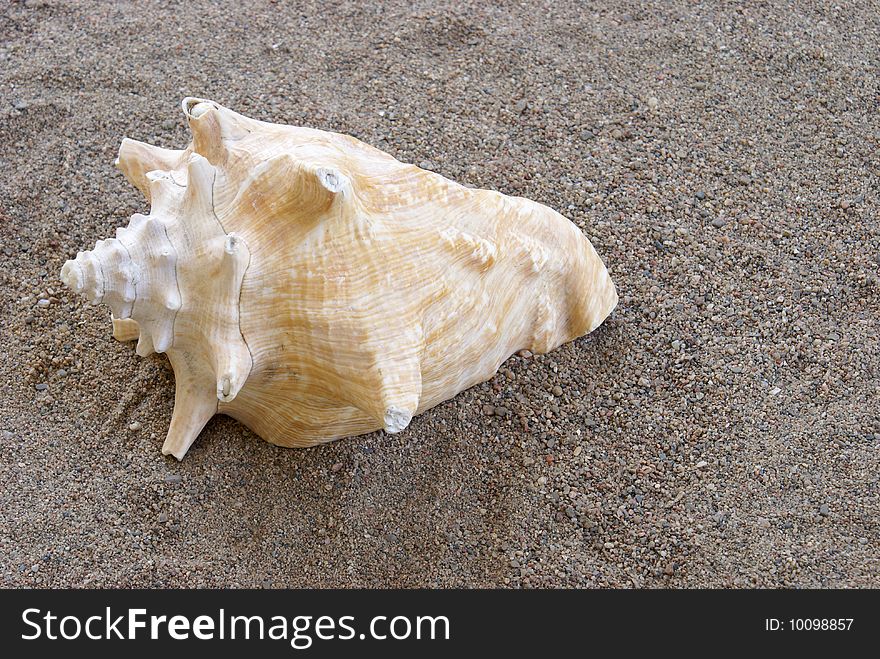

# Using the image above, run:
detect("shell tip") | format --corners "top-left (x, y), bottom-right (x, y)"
top-left (383, 406), bottom-right (413, 434)
top-left (162, 385), bottom-right (218, 460)
top-left (216, 373), bottom-right (242, 403)
top-left (182, 97), bottom-right (218, 119)
top-left (316, 167), bottom-right (348, 193)
top-left (60, 259), bottom-right (84, 294)
top-left (135, 333), bottom-right (155, 357)
top-left (161, 444), bottom-right (186, 461)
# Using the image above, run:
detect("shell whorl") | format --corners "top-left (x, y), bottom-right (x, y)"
top-left (61, 103), bottom-right (256, 458)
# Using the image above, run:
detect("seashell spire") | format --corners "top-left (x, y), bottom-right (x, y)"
top-left (60, 98), bottom-right (618, 460)
top-left (61, 105), bottom-right (254, 458)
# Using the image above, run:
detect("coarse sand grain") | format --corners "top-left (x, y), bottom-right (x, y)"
top-left (1, 0), bottom-right (878, 587)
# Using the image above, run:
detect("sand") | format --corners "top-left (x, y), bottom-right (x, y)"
top-left (1, 0), bottom-right (877, 587)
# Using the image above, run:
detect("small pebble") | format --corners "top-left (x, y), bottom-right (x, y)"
top-left (518, 349), bottom-right (533, 358)
top-left (129, 421), bottom-right (142, 431)
top-left (158, 512), bottom-right (168, 523)
top-left (37, 298), bottom-right (50, 307)
top-left (482, 404), bottom-right (495, 416)
top-left (711, 217), bottom-right (727, 229)
top-left (419, 160), bottom-right (435, 171)
top-left (819, 504), bottom-right (830, 516)
top-left (164, 474), bottom-right (182, 484)
top-left (35, 383), bottom-right (48, 391)
top-left (331, 462), bottom-right (343, 472)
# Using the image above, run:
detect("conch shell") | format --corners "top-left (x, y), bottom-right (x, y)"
top-left (61, 98), bottom-right (618, 459)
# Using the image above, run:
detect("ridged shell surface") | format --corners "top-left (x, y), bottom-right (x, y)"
top-left (60, 98), bottom-right (618, 459)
